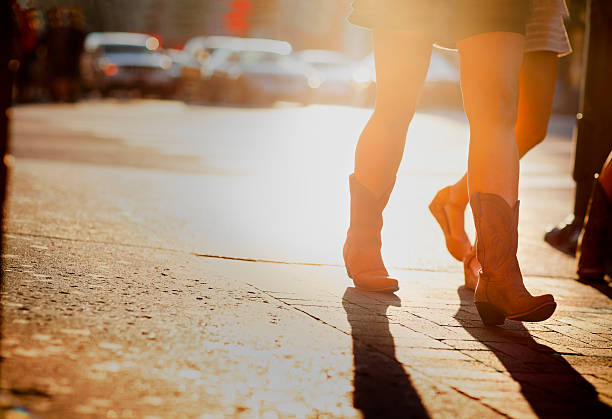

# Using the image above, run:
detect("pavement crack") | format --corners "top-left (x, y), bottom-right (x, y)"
top-left (3, 230), bottom-right (575, 279)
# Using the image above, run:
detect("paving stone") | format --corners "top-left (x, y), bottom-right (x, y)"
top-left (561, 355), bottom-right (612, 380)
top-left (531, 330), bottom-right (598, 349)
top-left (417, 366), bottom-right (508, 382)
top-left (387, 312), bottom-right (468, 340)
top-left (543, 324), bottom-right (612, 348)
top-left (583, 374), bottom-right (612, 398)
top-left (485, 341), bottom-right (564, 365)
top-left (560, 316), bottom-right (612, 334)
top-left (460, 349), bottom-right (535, 373)
top-left (440, 340), bottom-right (491, 351)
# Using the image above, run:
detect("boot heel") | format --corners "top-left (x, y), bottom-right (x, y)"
top-left (475, 302), bottom-right (505, 326)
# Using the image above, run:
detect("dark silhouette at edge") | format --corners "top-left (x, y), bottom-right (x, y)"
top-left (342, 287), bottom-right (429, 418)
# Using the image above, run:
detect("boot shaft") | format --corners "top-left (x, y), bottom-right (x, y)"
top-left (577, 177), bottom-right (612, 277)
top-left (470, 192), bottom-right (520, 274)
top-left (347, 174), bottom-right (395, 233)
top-left (582, 176), bottom-right (612, 233)
top-left (470, 193), bottom-right (556, 323)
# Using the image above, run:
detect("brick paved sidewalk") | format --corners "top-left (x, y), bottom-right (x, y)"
top-left (2, 232), bottom-right (610, 418)
top-left (2, 103), bottom-right (610, 417)
top-left (221, 258), bottom-right (612, 417)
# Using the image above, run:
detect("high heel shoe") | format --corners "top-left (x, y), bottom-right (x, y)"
top-left (429, 186), bottom-right (472, 261)
top-left (343, 174), bottom-right (399, 293)
top-left (471, 193), bottom-right (556, 326)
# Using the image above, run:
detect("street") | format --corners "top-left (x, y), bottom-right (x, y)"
top-left (1, 100), bottom-right (610, 418)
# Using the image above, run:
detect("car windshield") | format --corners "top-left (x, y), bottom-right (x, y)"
top-left (233, 51), bottom-right (280, 64)
top-left (299, 51), bottom-right (351, 68)
top-left (102, 45), bottom-right (151, 54)
top-left (310, 61), bottom-right (350, 70)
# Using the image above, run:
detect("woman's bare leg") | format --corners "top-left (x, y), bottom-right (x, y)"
top-left (459, 32), bottom-right (556, 325)
top-left (459, 32), bottom-right (524, 205)
top-left (447, 51), bottom-right (558, 210)
top-left (344, 30), bottom-right (433, 292)
top-left (355, 30), bottom-right (433, 196)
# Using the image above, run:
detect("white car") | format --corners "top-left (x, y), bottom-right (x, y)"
top-left (294, 49), bottom-right (373, 106)
top-left (82, 32), bottom-right (175, 97)
top-left (200, 38), bottom-right (316, 105)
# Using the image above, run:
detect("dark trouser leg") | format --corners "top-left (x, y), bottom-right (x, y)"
top-left (545, 0), bottom-right (612, 255)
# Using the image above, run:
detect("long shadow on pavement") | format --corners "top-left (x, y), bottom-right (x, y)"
top-left (455, 286), bottom-right (612, 417)
top-left (342, 287), bottom-right (429, 418)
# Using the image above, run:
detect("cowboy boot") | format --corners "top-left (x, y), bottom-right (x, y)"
top-left (343, 174), bottom-right (399, 293)
top-left (577, 176), bottom-right (612, 280)
top-left (471, 192), bottom-right (556, 325)
top-left (463, 245), bottom-right (481, 291)
top-left (429, 186), bottom-right (472, 261)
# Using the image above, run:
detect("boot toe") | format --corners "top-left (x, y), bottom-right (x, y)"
top-left (534, 293), bottom-right (555, 303)
top-left (508, 295), bottom-right (556, 322)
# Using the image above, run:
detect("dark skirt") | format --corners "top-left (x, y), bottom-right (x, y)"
top-left (348, 0), bottom-right (529, 49)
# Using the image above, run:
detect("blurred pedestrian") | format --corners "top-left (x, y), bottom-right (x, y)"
top-left (16, 7), bottom-right (42, 103)
top-left (2, 0), bottom-right (18, 272)
top-left (544, 0), bottom-right (612, 256)
top-left (428, 0), bottom-right (573, 290)
top-left (344, 0), bottom-right (556, 325)
top-left (576, 151), bottom-right (612, 280)
top-left (43, 7), bottom-right (71, 102)
top-left (66, 8), bottom-right (86, 102)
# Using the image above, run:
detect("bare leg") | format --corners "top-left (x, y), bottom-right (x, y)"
top-left (459, 32), bottom-right (523, 205)
top-left (460, 33), bottom-right (556, 324)
top-left (448, 51), bottom-right (558, 209)
top-left (355, 30), bottom-right (433, 196)
top-left (344, 30), bottom-right (433, 292)
top-left (458, 50), bottom-right (558, 286)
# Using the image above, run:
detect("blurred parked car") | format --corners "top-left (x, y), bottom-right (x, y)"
top-left (201, 38), bottom-right (316, 106)
top-left (165, 48), bottom-right (203, 102)
top-left (353, 53), bottom-right (376, 107)
top-left (183, 35), bottom-right (240, 66)
top-left (81, 32), bottom-right (175, 97)
top-left (355, 49), bottom-right (461, 108)
top-left (293, 49), bottom-right (373, 106)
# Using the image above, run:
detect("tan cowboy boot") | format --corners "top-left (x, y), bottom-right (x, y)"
top-left (343, 174), bottom-right (398, 293)
top-left (463, 246), bottom-right (480, 291)
top-left (471, 192), bottom-right (556, 325)
top-left (429, 186), bottom-right (472, 261)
